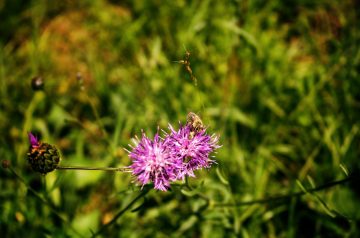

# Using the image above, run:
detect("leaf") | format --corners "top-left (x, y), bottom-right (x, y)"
top-left (339, 164), bottom-right (349, 177)
top-left (72, 210), bottom-right (100, 236)
top-left (180, 188), bottom-right (198, 197)
top-left (229, 108), bottom-right (256, 128)
top-left (176, 215), bottom-right (198, 234)
top-left (306, 175), bottom-right (316, 189)
top-left (263, 98), bottom-right (286, 118)
top-left (296, 179), bottom-right (336, 218)
top-left (131, 198), bottom-right (146, 212)
top-left (216, 167), bottom-right (229, 185)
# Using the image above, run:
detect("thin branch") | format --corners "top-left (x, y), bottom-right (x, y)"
top-left (8, 167), bottom-right (84, 237)
top-left (56, 166), bottom-right (132, 172)
top-left (91, 188), bottom-right (150, 237)
top-left (214, 176), bottom-right (355, 207)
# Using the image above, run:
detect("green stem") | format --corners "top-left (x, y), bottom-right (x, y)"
top-left (8, 167), bottom-right (84, 237)
top-left (56, 166), bottom-right (131, 172)
top-left (91, 188), bottom-right (150, 237)
top-left (86, 94), bottom-right (109, 139)
top-left (214, 176), bottom-right (355, 207)
top-left (45, 91), bottom-right (115, 156)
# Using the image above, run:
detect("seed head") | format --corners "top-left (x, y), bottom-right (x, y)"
top-left (31, 76), bottom-right (44, 91)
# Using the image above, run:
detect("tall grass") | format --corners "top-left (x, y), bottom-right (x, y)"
top-left (0, 0), bottom-right (359, 237)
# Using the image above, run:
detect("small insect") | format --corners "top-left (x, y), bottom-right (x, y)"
top-left (186, 112), bottom-right (205, 139)
top-left (174, 47), bottom-right (197, 85)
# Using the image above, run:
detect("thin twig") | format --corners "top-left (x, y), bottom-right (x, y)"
top-left (86, 94), bottom-right (109, 139)
top-left (56, 166), bottom-right (132, 172)
top-left (91, 188), bottom-right (150, 237)
top-left (214, 176), bottom-right (355, 207)
top-left (8, 167), bottom-right (84, 237)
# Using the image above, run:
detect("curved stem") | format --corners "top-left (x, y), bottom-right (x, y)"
top-left (7, 167), bottom-right (84, 237)
top-left (86, 94), bottom-right (109, 139)
top-left (214, 175), bottom-right (355, 207)
top-left (45, 91), bottom-right (114, 156)
top-left (56, 166), bottom-right (132, 172)
top-left (91, 188), bottom-right (150, 237)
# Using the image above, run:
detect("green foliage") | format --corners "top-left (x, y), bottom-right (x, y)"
top-left (1, 0), bottom-right (360, 237)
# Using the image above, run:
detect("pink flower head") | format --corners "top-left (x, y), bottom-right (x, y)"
top-left (28, 132), bottom-right (40, 148)
top-left (166, 124), bottom-right (220, 179)
top-left (128, 132), bottom-right (182, 191)
top-left (127, 122), bottom-right (220, 191)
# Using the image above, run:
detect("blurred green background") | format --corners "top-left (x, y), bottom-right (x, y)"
top-left (1, 0), bottom-right (360, 237)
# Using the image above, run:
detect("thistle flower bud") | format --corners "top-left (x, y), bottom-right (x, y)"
top-left (27, 133), bottom-right (61, 174)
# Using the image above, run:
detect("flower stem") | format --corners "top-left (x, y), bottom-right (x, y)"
top-left (214, 175), bottom-right (356, 207)
top-left (56, 166), bottom-right (132, 172)
top-left (6, 166), bottom-right (84, 237)
top-left (91, 188), bottom-right (150, 237)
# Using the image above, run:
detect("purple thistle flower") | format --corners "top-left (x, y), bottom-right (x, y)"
top-left (28, 132), bottom-right (40, 148)
top-left (166, 124), bottom-right (220, 179)
top-left (128, 132), bottom-right (182, 191)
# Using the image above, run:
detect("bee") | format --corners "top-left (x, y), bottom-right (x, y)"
top-left (186, 112), bottom-right (205, 139)
top-left (174, 48), bottom-right (197, 85)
